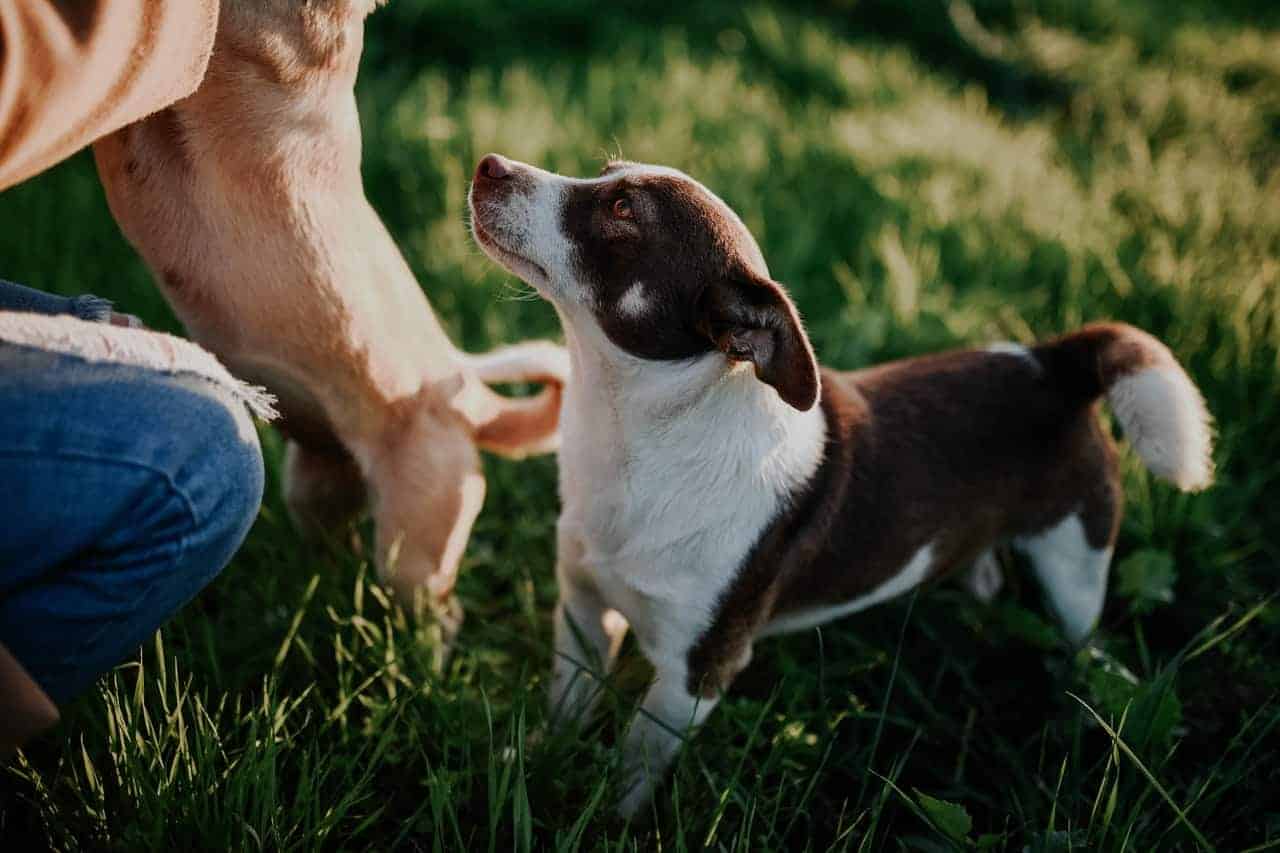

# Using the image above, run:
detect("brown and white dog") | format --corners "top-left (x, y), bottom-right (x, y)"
top-left (467, 154), bottom-right (1215, 817)
top-left (92, 1), bottom-right (567, 620)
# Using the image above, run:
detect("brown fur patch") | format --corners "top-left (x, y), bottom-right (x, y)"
top-left (687, 340), bottom-right (1126, 696)
top-left (559, 172), bottom-right (817, 407)
top-left (561, 174), bottom-right (750, 361)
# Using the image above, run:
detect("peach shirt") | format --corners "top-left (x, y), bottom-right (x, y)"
top-left (0, 0), bottom-right (218, 190)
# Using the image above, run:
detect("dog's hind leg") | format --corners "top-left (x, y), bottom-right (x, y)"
top-left (1015, 514), bottom-right (1114, 646)
top-left (283, 440), bottom-right (367, 537)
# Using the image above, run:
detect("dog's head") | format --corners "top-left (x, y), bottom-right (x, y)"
top-left (467, 156), bottom-right (819, 411)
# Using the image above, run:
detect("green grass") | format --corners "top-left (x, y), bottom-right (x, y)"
top-left (2, 1), bottom-right (1279, 848)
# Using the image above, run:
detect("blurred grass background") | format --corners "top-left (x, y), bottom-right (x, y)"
top-left (2, 0), bottom-right (1279, 849)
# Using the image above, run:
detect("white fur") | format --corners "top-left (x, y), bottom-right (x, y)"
top-left (1108, 366), bottom-right (1214, 491)
top-left (469, 161), bottom-right (577, 299)
top-left (761, 543), bottom-right (936, 637)
top-left (477, 159), bottom-right (826, 819)
top-left (965, 549), bottom-right (1004, 603)
top-left (1015, 514), bottom-right (1112, 646)
top-left (565, 340), bottom-right (821, 818)
top-left (472, 158), bottom-right (769, 303)
top-left (556, 320), bottom-right (826, 661)
top-left (985, 341), bottom-right (1041, 370)
top-left (617, 281), bottom-right (650, 318)
top-left (460, 339), bottom-right (571, 386)
top-left (553, 320), bottom-right (825, 820)
top-left (616, 670), bottom-right (719, 819)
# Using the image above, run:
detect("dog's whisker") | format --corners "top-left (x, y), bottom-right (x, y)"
top-left (497, 279), bottom-right (540, 302)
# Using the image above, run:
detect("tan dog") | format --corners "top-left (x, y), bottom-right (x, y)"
top-left (93, 0), bottom-right (567, 622)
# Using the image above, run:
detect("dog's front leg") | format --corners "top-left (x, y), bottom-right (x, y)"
top-left (548, 536), bottom-right (627, 729)
top-left (616, 662), bottom-right (720, 820)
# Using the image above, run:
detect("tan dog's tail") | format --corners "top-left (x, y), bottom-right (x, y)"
top-left (460, 341), bottom-right (569, 458)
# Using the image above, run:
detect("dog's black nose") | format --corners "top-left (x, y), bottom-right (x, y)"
top-left (477, 154), bottom-right (512, 181)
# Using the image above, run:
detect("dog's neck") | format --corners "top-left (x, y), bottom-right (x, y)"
top-left (557, 310), bottom-right (827, 548)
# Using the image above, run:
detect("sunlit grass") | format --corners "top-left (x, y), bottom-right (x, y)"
top-left (2, 1), bottom-right (1277, 849)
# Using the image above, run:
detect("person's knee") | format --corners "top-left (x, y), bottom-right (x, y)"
top-left (202, 409), bottom-right (265, 574)
top-left (202, 423), bottom-right (264, 574)
top-left (166, 379), bottom-right (265, 580)
top-left (0, 365), bottom-right (266, 705)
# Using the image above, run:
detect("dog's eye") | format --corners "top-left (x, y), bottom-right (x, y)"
top-left (611, 197), bottom-right (633, 219)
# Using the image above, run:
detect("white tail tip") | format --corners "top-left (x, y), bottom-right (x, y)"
top-left (1108, 366), bottom-right (1215, 491)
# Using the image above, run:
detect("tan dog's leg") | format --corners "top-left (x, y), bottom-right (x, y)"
top-left (283, 441), bottom-right (367, 537)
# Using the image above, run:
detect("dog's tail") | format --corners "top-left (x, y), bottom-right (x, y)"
top-left (1033, 322), bottom-right (1214, 491)
top-left (459, 341), bottom-right (570, 458)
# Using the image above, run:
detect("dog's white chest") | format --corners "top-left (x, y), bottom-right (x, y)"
top-left (557, 352), bottom-right (827, 657)
top-left (562, 403), bottom-right (760, 600)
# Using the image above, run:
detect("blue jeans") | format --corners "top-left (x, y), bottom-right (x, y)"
top-left (0, 341), bottom-right (264, 703)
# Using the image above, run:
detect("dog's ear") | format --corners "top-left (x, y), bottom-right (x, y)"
top-left (698, 272), bottom-right (820, 411)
